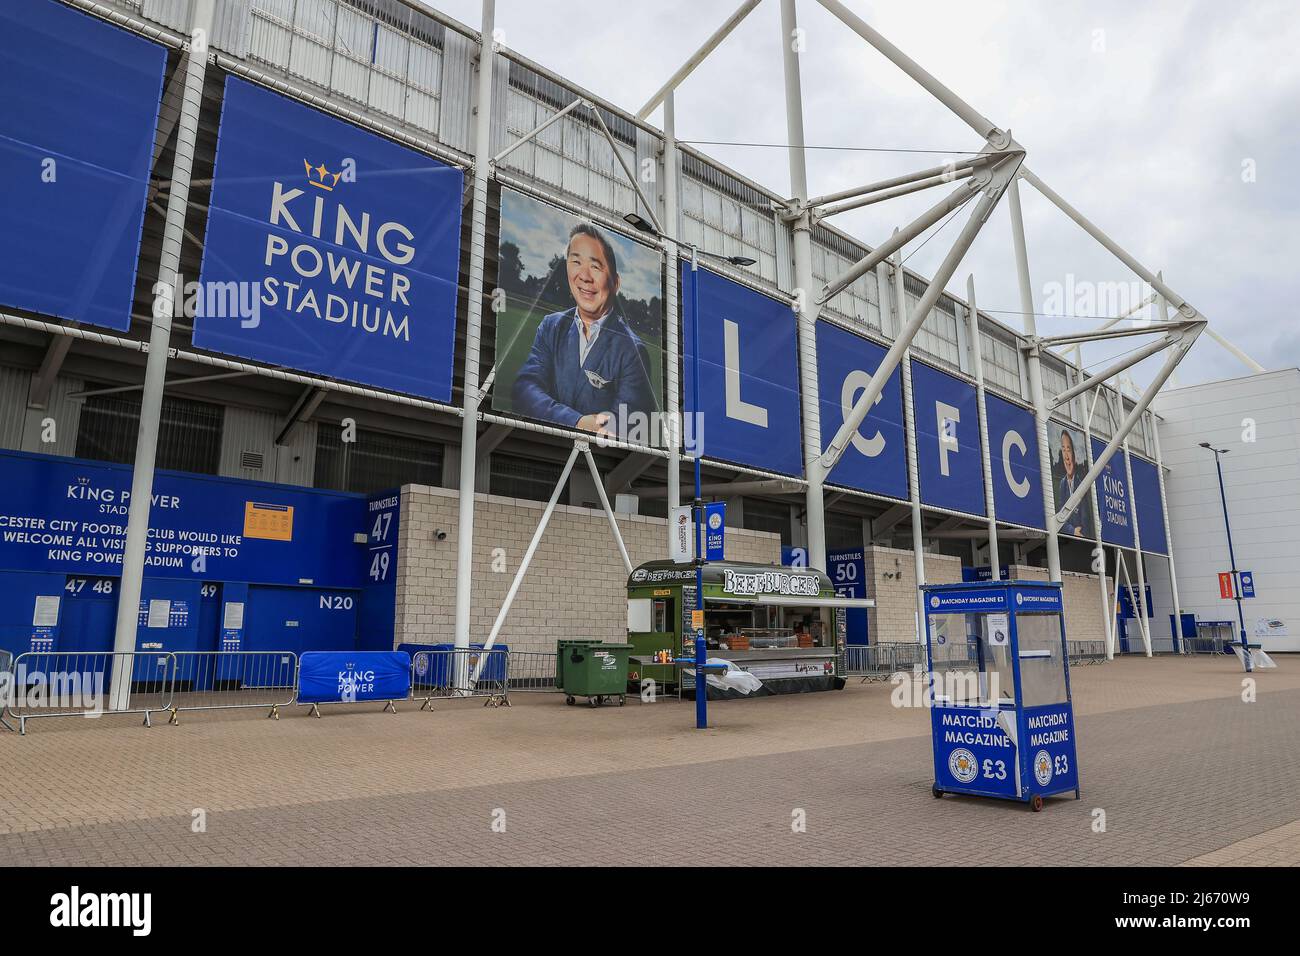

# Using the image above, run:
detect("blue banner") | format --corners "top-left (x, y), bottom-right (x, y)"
top-left (814, 322), bottom-right (907, 499)
top-left (195, 76), bottom-right (464, 400)
top-left (297, 651), bottom-right (411, 704)
top-left (0, 449), bottom-right (367, 587)
top-left (0, 0), bottom-right (165, 331)
top-left (682, 266), bottom-right (802, 476)
top-left (984, 394), bottom-right (1044, 529)
top-left (1091, 438), bottom-right (1134, 548)
top-left (931, 704), bottom-right (1019, 799)
top-left (926, 588), bottom-right (1009, 614)
top-left (910, 360), bottom-right (984, 516)
top-left (1129, 454), bottom-right (1168, 555)
top-left (704, 501), bottom-right (726, 561)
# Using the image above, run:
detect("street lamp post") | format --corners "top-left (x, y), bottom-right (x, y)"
top-left (1199, 442), bottom-right (1252, 672)
top-left (624, 213), bottom-right (755, 729)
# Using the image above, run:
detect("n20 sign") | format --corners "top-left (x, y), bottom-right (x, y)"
top-left (910, 360), bottom-right (984, 516)
top-left (984, 394), bottom-right (1044, 529)
top-left (682, 265), bottom-right (802, 477)
top-left (0, 0), bottom-right (165, 332)
top-left (195, 77), bottom-right (464, 400)
top-left (815, 322), bottom-right (907, 500)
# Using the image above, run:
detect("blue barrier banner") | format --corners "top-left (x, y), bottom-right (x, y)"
top-left (0, 0), bottom-right (165, 331)
top-left (195, 76), bottom-right (464, 400)
top-left (1129, 454), bottom-right (1168, 555)
top-left (815, 322), bottom-right (907, 499)
top-left (297, 651), bottom-right (411, 703)
top-left (984, 393), bottom-right (1044, 529)
top-left (0, 449), bottom-right (366, 587)
top-left (910, 360), bottom-right (985, 516)
top-left (1091, 437), bottom-right (1134, 548)
top-left (682, 265), bottom-right (802, 476)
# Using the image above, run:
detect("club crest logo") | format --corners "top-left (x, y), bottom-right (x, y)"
top-left (1034, 749), bottom-right (1053, 786)
top-left (1015, 593), bottom-right (1024, 606)
top-left (948, 748), bottom-right (978, 784)
top-left (929, 595), bottom-right (940, 609)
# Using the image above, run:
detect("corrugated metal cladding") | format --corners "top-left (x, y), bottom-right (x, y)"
top-left (0, 366), bottom-right (31, 451)
top-left (220, 405), bottom-right (317, 484)
top-left (0, 368), bottom-right (87, 458)
top-left (140, 0), bottom-right (251, 54)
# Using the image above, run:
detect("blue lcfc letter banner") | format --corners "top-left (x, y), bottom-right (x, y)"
top-left (297, 651), bottom-right (412, 704)
top-left (910, 360), bottom-right (985, 517)
top-left (1091, 437), bottom-right (1134, 548)
top-left (195, 77), bottom-right (464, 400)
top-left (682, 265), bottom-right (802, 476)
top-left (984, 393), bottom-right (1043, 529)
top-left (0, 0), bottom-right (165, 331)
top-left (815, 322), bottom-right (907, 499)
top-left (1129, 454), bottom-right (1168, 555)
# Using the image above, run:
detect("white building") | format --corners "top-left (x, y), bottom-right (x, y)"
top-left (1153, 369), bottom-right (1300, 653)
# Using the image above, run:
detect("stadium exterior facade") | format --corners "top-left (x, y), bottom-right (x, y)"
top-left (0, 0), bottom-right (1192, 661)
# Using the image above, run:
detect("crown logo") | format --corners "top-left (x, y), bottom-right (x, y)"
top-left (304, 159), bottom-right (342, 192)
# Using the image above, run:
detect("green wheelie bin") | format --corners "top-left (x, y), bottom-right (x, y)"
top-left (557, 641), bottom-right (633, 707)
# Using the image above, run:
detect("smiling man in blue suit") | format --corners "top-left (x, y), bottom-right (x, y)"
top-left (511, 223), bottom-right (655, 439)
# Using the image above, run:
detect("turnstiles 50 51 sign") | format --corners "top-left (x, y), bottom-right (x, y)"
top-left (722, 569), bottom-right (819, 597)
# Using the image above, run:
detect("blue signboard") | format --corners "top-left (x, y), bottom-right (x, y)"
top-left (195, 76), bottom-right (464, 400)
top-left (1129, 454), bottom-right (1168, 555)
top-left (814, 322), bottom-right (907, 499)
top-left (962, 565), bottom-right (1010, 582)
top-left (827, 548), bottom-right (868, 645)
top-left (296, 651), bottom-right (411, 704)
top-left (704, 501), bottom-right (726, 561)
top-left (1023, 703), bottom-right (1080, 794)
top-left (910, 360), bottom-right (984, 516)
top-left (1091, 438), bottom-right (1134, 548)
top-left (358, 491), bottom-right (400, 651)
top-left (984, 394), bottom-right (1044, 529)
top-left (0, 449), bottom-right (367, 587)
top-left (0, 0), bottom-right (166, 331)
top-left (682, 265), bottom-right (802, 476)
top-left (931, 705), bottom-right (1019, 799)
top-left (1239, 571), bottom-right (1256, 598)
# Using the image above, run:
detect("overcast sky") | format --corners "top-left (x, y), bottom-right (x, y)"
top-left (427, 0), bottom-right (1300, 388)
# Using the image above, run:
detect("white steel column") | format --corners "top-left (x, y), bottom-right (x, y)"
top-left (453, 0), bottom-right (496, 651)
top-left (1121, 432), bottom-right (1153, 655)
top-left (1008, 176), bottom-right (1061, 582)
top-left (663, 92), bottom-right (682, 512)
top-left (966, 276), bottom-right (999, 578)
top-left (108, 0), bottom-right (214, 712)
top-left (1080, 363), bottom-right (1112, 659)
top-left (1151, 407), bottom-right (1184, 651)
top-left (894, 253), bottom-right (927, 640)
top-left (780, 0), bottom-right (827, 572)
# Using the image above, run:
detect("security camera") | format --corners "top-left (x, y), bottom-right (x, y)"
top-left (434, 529), bottom-right (448, 541)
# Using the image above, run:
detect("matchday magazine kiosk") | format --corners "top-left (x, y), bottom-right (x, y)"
top-left (923, 581), bottom-right (1081, 811)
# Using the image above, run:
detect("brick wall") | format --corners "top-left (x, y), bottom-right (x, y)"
top-left (395, 486), bottom-right (782, 654)
top-left (864, 545), bottom-right (964, 643)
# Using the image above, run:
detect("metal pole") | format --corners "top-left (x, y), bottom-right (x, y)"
top-left (476, 444), bottom-right (582, 667)
top-left (108, 0), bottom-right (214, 712)
top-left (895, 252), bottom-right (927, 640)
top-left (690, 247), bottom-right (707, 730)
top-left (1080, 361), bottom-right (1111, 658)
top-left (966, 276), bottom-right (999, 579)
top-left (636, 0), bottom-right (763, 119)
top-left (780, 0), bottom-right (827, 575)
top-left (1151, 410), bottom-right (1184, 651)
top-left (1121, 435), bottom-right (1152, 655)
top-left (1007, 176), bottom-right (1061, 583)
top-left (663, 92), bottom-right (682, 512)
top-left (453, 0), bottom-right (496, 654)
top-left (583, 447), bottom-right (633, 576)
top-left (1209, 449), bottom-right (1252, 671)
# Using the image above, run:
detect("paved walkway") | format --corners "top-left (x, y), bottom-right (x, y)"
top-left (1, 656), bottom-right (1296, 865)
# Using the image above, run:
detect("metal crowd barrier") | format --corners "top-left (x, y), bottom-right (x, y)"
top-left (842, 643), bottom-right (932, 681)
top-left (0, 650), bottom-right (13, 733)
top-left (4, 651), bottom-right (175, 735)
top-left (410, 648), bottom-right (509, 708)
top-left (167, 651), bottom-right (299, 722)
top-left (1067, 640), bottom-right (1107, 665)
top-left (1184, 636), bottom-right (1228, 655)
top-left (505, 649), bottom-right (559, 693)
